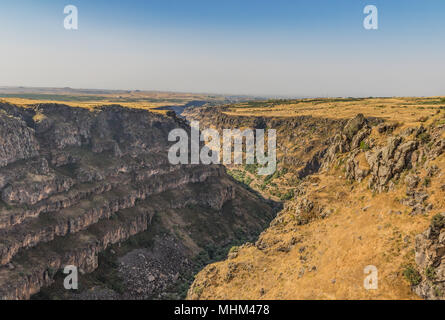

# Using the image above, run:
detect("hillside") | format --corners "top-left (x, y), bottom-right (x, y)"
top-left (186, 97), bottom-right (445, 300)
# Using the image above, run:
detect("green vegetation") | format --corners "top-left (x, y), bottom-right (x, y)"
top-left (431, 213), bottom-right (445, 230)
top-left (228, 169), bottom-right (252, 186)
top-left (417, 98), bottom-right (445, 105)
top-left (279, 189), bottom-right (294, 201)
top-left (260, 168), bottom-right (287, 189)
top-left (229, 246), bottom-right (240, 255)
top-left (306, 97), bottom-right (365, 105)
top-left (244, 163), bottom-right (259, 174)
top-left (403, 265), bottom-right (422, 286)
top-left (425, 266), bottom-right (436, 281)
top-left (434, 286), bottom-right (443, 297)
top-left (192, 285), bottom-right (204, 297)
top-left (360, 140), bottom-right (370, 151)
top-left (417, 132), bottom-right (431, 144)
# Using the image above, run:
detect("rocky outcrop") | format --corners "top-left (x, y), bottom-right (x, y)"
top-left (414, 213), bottom-right (445, 300)
top-left (323, 114), bottom-right (445, 195)
top-left (322, 114), bottom-right (374, 168)
top-left (366, 138), bottom-right (419, 191)
top-left (0, 110), bottom-right (39, 167)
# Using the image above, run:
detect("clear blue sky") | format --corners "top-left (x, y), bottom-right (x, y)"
top-left (1, 0), bottom-right (444, 97)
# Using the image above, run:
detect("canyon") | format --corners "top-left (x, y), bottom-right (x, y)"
top-left (0, 101), bottom-right (276, 299)
top-left (185, 98), bottom-right (445, 300)
top-left (1, 96), bottom-right (444, 300)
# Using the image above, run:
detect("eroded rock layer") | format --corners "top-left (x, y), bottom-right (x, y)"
top-left (0, 102), bottom-right (275, 299)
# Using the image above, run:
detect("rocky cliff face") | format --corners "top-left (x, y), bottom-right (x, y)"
top-left (184, 106), bottom-right (345, 179)
top-left (0, 102), bottom-right (275, 300)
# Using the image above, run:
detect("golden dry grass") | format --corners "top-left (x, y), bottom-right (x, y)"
top-left (188, 97), bottom-right (445, 300)
top-left (225, 97), bottom-right (444, 127)
top-left (0, 97), bottom-right (172, 114)
top-left (190, 170), bottom-right (441, 299)
top-left (0, 90), bottom-right (223, 114)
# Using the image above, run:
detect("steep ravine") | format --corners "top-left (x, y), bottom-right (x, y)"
top-left (185, 105), bottom-right (445, 300)
top-left (0, 102), bottom-right (277, 299)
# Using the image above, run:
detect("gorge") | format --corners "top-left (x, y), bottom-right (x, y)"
top-left (0, 101), bottom-right (276, 299)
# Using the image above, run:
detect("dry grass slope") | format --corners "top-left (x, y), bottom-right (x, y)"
top-left (187, 97), bottom-right (445, 300)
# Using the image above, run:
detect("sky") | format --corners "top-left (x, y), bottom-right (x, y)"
top-left (0, 0), bottom-right (444, 97)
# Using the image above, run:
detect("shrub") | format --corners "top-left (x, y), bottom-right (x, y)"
top-left (418, 132), bottom-right (431, 143)
top-left (425, 266), bottom-right (436, 280)
top-left (280, 190), bottom-right (294, 201)
top-left (193, 285), bottom-right (204, 297)
top-left (403, 265), bottom-right (422, 286)
top-left (360, 140), bottom-right (370, 151)
top-left (244, 164), bottom-right (258, 174)
top-left (229, 246), bottom-right (240, 254)
top-left (434, 286), bottom-right (443, 297)
top-left (431, 213), bottom-right (445, 230)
